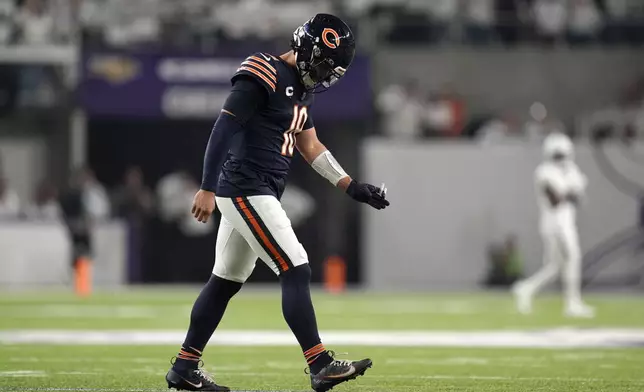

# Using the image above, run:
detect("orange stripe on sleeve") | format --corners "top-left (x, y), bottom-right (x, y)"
top-left (241, 60), bottom-right (277, 82)
top-left (237, 66), bottom-right (276, 92)
top-left (235, 197), bottom-right (289, 271)
top-left (249, 55), bottom-right (277, 74)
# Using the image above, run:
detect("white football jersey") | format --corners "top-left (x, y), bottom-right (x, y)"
top-left (535, 160), bottom-right (587, 231)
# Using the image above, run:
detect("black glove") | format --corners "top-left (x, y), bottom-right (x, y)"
top-left (346, 180), bottom-right (390, 210)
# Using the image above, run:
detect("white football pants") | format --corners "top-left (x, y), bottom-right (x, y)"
top-left (521, 224), bottom-right (583, 308)
top-left (212, 195), bottom-right (309, 283)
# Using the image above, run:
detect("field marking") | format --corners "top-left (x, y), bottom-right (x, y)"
top-left (600, 364), bottom-right (618, 369)
top-left (4, 374), bottom-right (642, 391)
top-left (0, 299), bottom-right (512, 319)
top-left (264, 361), bottom-right (304, 370)
top-left (52, 372), bottom-right (101, 375)
top-left (0, 389), bottom-right (309, 392)
top-left (385, 353), bottom-right (628, 367)
top-left (371, 375), bottom-right (644, 383)
top-left (388, 357), bottom-right (489, 365)
top-left (3, 372), bottom-right (644, 385)
top-left (552, 352), bottom-right (613, 361)
top-left (0, 370), bottom-right (47, 377)
top-left (318, 300), bottom-right (490, 315)
top-left (8, 357), bottom-right (165, 364)
top-left (2, 328), bottom-right (644, 348)
top-left (0, 305), bottom-right (191, 319)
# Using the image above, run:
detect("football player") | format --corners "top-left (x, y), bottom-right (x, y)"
top-left (165, 14), bottom-right (389, 392)
top-left (512, 132), bottom-right (594, 318)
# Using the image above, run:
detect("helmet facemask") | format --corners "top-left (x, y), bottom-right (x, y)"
top-left (296, 51), bottom-right (347, 93)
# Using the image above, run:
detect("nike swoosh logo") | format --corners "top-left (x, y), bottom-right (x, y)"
top-left (324, 366), bottom-right (356, 379)
top-left (185, 380), bottom-right (202, 389)
top-left (260, 53), bottom-right (271, 61)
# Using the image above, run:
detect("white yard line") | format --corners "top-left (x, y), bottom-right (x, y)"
top-left (0, 389), bottom-right (310, 392)
top-left (385, 353), bottom-right (628, 367)
top-left (0, 305), bottom-right (190, 319)
top-left (553, 352), bottom-right (611, 360)
top-left (1, 300), bottom-right (493, 318)
top-left (317, 300), bottom-right (490, 315)
top-left (2, 328), bottom-right (644, 348)
top-left (8, 357), bottom-right (164, 364)
top-left (370, 374), bottom-right (644, 383)
top-left (1, 374), bottom-right (644, 392)
top-left (0, 370), bottom-right (47, 377)
top-left (387, 357), bottom-right (491, 365)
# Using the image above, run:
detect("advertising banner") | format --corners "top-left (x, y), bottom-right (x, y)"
top-left (81, 51), bottom-right (371, 120)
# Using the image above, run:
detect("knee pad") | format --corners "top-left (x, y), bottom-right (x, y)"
top-left (209, 274), bottom-right (243, 299)
top-left (280, 263), bottom-right (311, 285)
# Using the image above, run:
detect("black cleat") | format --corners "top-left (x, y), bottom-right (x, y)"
top-left (166, 366), bottom-right (230, 391)
top-left (310, 357), bottom-right (373, 392)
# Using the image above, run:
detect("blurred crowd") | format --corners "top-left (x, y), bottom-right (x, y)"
top-left (0, 0), bottom-right (330, 48)
top-left (0, 157), bottom-right (313, 238)
top-left (370, 0), bottom-right (644, 46)
top-left (0, 0), bottom-right (642, 215)
top-left (377, 81), bottom-right (467, 139)
top-left (0, 0), bottom-right (77, 46)
top-left (0, 0), bottom-right (642, 49)
top-left (376, 80), bottom-right (567, 142)
top-left (0, 156), bottom-right (208, 237)
top-left (377, 74), bottom-right (644, 143)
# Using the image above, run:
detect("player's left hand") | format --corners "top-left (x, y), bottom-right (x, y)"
top-left (346, 180), bottom-right (390, 210)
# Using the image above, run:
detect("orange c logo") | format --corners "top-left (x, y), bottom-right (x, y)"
top-left (322, 28), bottom-right (340, 49)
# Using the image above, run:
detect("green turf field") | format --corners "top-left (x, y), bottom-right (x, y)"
top-left (1, 289), bottom-right (644, 391)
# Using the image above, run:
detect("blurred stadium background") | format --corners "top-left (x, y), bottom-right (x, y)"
top-left (1, 0), bottom-right (644, 391)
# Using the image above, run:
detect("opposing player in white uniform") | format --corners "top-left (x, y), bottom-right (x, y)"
top-left (512, 133), bottom-right (594, 318)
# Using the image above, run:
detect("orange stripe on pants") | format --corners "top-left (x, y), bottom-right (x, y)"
top-left (235, 197), bottom-right (289, 272)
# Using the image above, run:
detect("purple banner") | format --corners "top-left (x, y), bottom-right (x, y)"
top-left (80, 51), bottom-right (371, 121)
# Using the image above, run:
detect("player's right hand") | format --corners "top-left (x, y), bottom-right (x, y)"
top-left (192, 189), bottom-right (216, 223)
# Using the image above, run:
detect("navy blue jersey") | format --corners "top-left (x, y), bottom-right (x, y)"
top-left (215, 53), bottom-right (314, 199)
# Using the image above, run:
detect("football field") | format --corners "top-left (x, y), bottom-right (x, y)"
top-left (1, 289), bottom-right (644, 392)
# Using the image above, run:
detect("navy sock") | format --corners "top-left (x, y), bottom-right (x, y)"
top-left (174, 274), bottom-right (242, 371)
top-left (280, 264), bottom-right (333, 374)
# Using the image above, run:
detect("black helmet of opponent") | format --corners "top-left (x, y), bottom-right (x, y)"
top-left (290, 13), bottom-right (355, 92)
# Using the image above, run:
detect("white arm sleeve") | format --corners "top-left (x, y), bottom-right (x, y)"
top-left (311, 150), bottom-right (349, 186)
top-left (536, 166), bottom-right (567, 197)
top-left (569, 165), bottom-right (588, 195)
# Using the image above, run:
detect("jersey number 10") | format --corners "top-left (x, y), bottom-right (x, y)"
top-left (281, 105), bottom-right (308, 157)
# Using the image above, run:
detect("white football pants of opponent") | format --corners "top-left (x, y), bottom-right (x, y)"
top-left (513, 133), bottom-right (595, 318)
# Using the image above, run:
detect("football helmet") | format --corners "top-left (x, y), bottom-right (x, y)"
top-left (543, 132), bottom-right (574, 161)
top-left (291, 14), bottom-right (356, 92)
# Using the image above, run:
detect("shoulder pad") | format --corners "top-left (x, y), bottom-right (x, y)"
top-left (232, 52), bottom-right (278, 94)
top-left (535, 163), bottom-right (553, 182)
